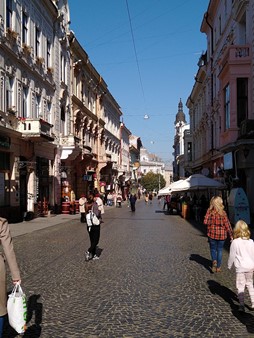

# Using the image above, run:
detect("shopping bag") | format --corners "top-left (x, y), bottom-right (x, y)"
top-left (7, 284), bottom-right (27, 334)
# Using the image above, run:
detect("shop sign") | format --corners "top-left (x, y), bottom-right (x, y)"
top-left (0, 135), bottom-right (10, 149)
top-left (83, 174), bottom-right (93, 181)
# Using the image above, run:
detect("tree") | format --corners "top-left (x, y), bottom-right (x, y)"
top-left (140, 172), bottom-right (166, 192)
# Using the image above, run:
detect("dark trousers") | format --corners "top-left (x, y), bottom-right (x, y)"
top-left (80, 212), bottom-right (86, 223)
top-left (88, 225), bottom-right (100, 256)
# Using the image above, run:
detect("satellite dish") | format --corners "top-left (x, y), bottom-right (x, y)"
top-left (201, 168), bottom-right (209, 176)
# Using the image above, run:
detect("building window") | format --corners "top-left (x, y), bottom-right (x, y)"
top-left (35, 94), bottom-right (41, 118)
top-left (187, 142), bottom-right (192, 162)
top-left (35, 27), bottom-right (40, 57)
top-left (22, 86), bottom-right (28, 118)
top-left (61, 54), bottom-right (66, 83)
top-left (224, 84), bottom-right (230, 130)
top-left (22, 12), bottom-right (28, 44)
top-left (47, 101), bottom-right (51, 123)
top-left (6, 76), bottom-right (14, 111)
top-left (237, 78), bottom-right (248, 127)
top-left (6, 0), bottom-right (12, 29)
top-left (46, 40), bottom-right (51, 68)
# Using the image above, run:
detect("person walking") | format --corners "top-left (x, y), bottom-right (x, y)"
top-left (228, 220), bottom-right (254, 312)
top-left (85, 193), bottom-right (101, 261)
top-left (145, 193), bottom-right (149, 205)
top-left (204, 196), bottom-right (233, 273)
top-left (0, 218), bottom-right (21, 338)
top-left (79, 194), bottom-right (87, 223)
top-left (95, 193), bottom-right (105, 222)
top-left (129, 194), bottom-right (137, 212)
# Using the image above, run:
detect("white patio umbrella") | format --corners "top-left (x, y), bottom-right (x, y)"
top-left (170, 174), bottom-right (225, 192)
top-left (158, 179), bottom-right (186, 196)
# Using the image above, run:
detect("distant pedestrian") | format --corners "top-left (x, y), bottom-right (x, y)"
top-left (129, 194), bottom-right (137, 212)
top-left (228, 220), bottom-right (254, 312)
top-left (79, 194), bottom-right (87, 223)
top-left (148, 192), bottom-right (153, 204)
top-left (85, 193), bottom-right (101, 261)
top-left (145, 193), bottom-right (149, 204)
top-left (95, 193), bottom-right (105, 221)
top-left (116, 193), bottom-right (122, 207)
top-left (0, 218), bottom-right (21, 338)
top-left (204, 196), bottom-right (233, 273)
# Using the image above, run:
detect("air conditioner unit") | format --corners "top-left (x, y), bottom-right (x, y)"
top-left (240, 119), bottom-right (254, 138)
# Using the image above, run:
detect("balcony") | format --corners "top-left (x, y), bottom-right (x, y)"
top-left (60, 135), bottom-right (81, 160)
top-left (220, 45), bottom-right (251, 66)
top-left (17, 118), bottom-right (54, 141)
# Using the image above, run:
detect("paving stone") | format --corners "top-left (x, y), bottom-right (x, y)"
top-left (2, 200), bottom-right (253, 337)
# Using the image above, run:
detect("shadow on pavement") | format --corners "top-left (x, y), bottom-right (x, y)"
top-left (207, 280), bottom-right (254, 334)
top-left (189, 253), bottom-right (212, 273)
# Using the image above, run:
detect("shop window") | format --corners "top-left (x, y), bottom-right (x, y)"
top-left (0, 152), bottom-right (10, 170)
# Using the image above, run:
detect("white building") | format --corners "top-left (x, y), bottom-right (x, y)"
top-left (173, 99), bottom-right (189, 180)
top-left (0, 0), bottom-right (71, 220)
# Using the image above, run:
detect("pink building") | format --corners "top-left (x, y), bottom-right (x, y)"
top-left (186, 1), bottom-right (254, 219)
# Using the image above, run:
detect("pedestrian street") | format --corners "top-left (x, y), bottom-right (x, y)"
top-left (3, 198), bottom-right (254, 337)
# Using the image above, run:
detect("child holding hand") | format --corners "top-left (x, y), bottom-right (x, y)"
top-left (228, 220), bottom-right (254, 312)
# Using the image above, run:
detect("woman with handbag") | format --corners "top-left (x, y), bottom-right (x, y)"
top-left (0, 218), bottom-right (21, 337)
top-left (85, 193), bottom-right (101, 261)
top-left (204, 196), bottom-right (233, 273)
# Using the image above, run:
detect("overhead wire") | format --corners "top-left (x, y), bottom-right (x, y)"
top-left (125, 0), bottom-right (146, 108)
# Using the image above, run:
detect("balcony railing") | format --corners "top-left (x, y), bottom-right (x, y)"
top-left (17, 118), bottom-right (54, 141)
top-left (221, 45), bottom-right (251, 65)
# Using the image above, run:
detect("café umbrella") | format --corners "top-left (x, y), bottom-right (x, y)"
top-left (158, 179), bottom-right (186, 196)
top-left (170, 174), bottom-right (225, 192)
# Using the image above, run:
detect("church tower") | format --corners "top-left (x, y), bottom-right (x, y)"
top-left (173, 99), bottom-right (189, 180)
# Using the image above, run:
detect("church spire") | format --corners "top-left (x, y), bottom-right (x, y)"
top-left (174, 98), bottom-right (186, 125)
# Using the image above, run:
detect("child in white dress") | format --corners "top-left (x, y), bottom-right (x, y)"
top-left (228, 220), bottom-right (254, 312)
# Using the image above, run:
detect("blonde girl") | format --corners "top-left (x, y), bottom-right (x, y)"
top-left (204, 196), bottom-right (233, 272)
top-left (228, 220), bottom-right (254, 312)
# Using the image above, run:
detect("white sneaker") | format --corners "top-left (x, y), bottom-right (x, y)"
top-left (92, 255), bottom-right (99, 260)
top-left (85, 251), bottom-right (91, 261)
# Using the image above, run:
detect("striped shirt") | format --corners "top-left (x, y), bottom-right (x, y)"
top-left (204, 210), bottom-right (233, 240)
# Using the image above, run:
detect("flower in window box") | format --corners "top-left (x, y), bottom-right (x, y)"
top-left (47, 67), bottom-right (54, 74)
top-left (22, 43), bottom-right (31, 55)
top-left (6, 27), bottom-right (19, 40)
top-left (36, 56), bottom-right (45, 65)
top-left (7, 106), bottom-right (17, 114)
top-left (18, 117), bottom-right (26, 123)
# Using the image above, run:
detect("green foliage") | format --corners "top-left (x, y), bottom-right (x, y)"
top-left (140, 172), bottom-right (166, 192)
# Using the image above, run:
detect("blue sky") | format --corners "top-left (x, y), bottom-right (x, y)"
top-left (68, 0), bottom-right (209, 164)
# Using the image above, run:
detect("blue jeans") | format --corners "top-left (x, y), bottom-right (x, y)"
top-left (208, 238), bottom-right (225, 268)
top-left (0, 315), bottom-right (4, 338)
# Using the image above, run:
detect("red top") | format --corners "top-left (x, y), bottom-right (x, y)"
top-left (204, 210), bottom-right (233, 240)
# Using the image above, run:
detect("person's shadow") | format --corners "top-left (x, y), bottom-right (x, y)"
top-left (189, 253), bottom-right (212, 273)
top-left (207, 280), bottom-right (254, 334)
top-left (24, 294), bottom-right (43, 336)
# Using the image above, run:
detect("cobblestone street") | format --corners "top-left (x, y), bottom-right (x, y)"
top-left (3, 199), bottom-right (254, 337)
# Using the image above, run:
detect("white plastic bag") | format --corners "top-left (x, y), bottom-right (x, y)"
top-left (7, 284), bottom-right (27, 334)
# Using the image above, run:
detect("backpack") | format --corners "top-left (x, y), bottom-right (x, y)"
top-left (86, 208), bottom-right (100, 229)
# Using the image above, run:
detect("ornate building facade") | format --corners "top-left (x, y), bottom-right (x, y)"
top-left (0, 0), bottom-right (132, 221)
top-left (186, 0), bottom-right (254, 218)
top-left (0, 0), bottom-right (71, 221)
